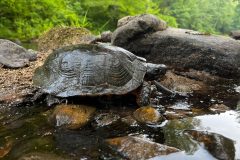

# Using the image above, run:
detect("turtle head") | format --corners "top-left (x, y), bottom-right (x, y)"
top-left (145, 63), bottom-right (167, 81)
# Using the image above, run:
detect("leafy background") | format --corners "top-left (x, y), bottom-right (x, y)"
top-left (0, 0), bottom-right (239, 41)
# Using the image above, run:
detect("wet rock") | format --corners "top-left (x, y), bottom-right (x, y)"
top-left (121, 115), bottom-right (138, 126)
top-left (0, 137), bottom-right (13, 158)
top-left (112, 14), bottom-right (167, 48)
top-left (168, 101), bottom-right (191, 111)
top-left (230, 30), bottom-right (240, 40)
top-left (184, 130), bottom-right (235, 160)
top-left (0, 39), bottom-right (37, 68)
top-left (37, 27), bottom-right (95, 52)
top-left (209, 104), bottom-right (229, 113)
top-left (106, 136), bottom-right (180, 160)
top-left (235, 85), bottom-right (240, 93)
top-left (92, 112), bottom-right (120, 127)
top-left (49, 104), bottom-right (96, 129)
top-left (113, 26), bottom-right (240, 79)
top-left (164, 102), bottom-right (208, 120)
top-left (160, 71), bottom-right (206, 94)
top-left (164, 110), bottom-right (193, 120)
top-left (18, 152), bottom-right (69, 160)
top-left (173, 69), bottom-right (221, 83)
top-left (133, 106), bottom-right (164, 124)
top-left (237, 101), bottom-right (240, 110)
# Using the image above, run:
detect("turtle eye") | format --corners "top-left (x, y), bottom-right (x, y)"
top-left (61, 61), bottom-right (68, 69)
top-left (154, 68), bottom-right (159, 72)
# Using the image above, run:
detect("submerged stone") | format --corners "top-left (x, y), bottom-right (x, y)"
top-left (49, 104), bottom-right (96, 129)
top-left (209, 104), bottom-right (229, 113)
top-left (164, 110), bottom-right (193, 120)
top-left (0, 137), bottom-right (13, 158)
top-left (92, 112), bottom-right (120, 127)
top-left (168, 101), bottom-right (191, 111)
top-left (106, 136), bottom-right (180, 160)
top-left (18, 152), bottom-right (70, 160)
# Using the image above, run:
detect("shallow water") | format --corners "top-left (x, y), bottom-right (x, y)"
top-left (155, 110), bottom-right (240, 160)
top-left (0, 81), bottom-right (239, 159)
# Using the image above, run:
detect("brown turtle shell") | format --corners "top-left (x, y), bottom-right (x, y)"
top-left (33, 43), bottom-right (146, 97)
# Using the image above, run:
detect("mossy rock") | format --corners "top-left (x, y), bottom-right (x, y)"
top-left (38, 27), bottom-right (95, 52)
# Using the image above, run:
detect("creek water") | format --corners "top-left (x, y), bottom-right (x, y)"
top-left (0, 77), bottom-right (239, 159)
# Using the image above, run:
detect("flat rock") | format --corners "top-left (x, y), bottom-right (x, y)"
top-left (112, 26), bottom-right (240, 79)
top-left (160, 71), bottom-right (206, 94)
top-left (106, 136), bottom-right (180, 160)
top-left (0, 39), bottom-right (37, 68)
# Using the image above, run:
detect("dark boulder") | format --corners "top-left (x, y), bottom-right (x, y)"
top-left (112, 26), bottom-right (240, 79)
top-left (111, 14), bottom-right (167, 48)
top-left (0, 39), bottom-right (37, 68)
top-left (230, 30), bottom-right (240, 40)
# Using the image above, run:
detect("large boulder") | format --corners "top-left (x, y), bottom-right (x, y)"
top-left (0, 39), bottom-right (37, 68)
top-left (111, 14), bottom-right (167, 48)
top-left (112, 26), bottom-right (240, 79)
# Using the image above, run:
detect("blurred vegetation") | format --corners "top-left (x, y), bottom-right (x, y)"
top-left (0, 0), bottom-right (239, 41)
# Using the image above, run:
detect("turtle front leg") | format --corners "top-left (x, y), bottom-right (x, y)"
top-left (136, 81), bottom-right (151, 107)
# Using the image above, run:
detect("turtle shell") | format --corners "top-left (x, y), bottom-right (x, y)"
top-left (33, 43), bottom-right (147, 97)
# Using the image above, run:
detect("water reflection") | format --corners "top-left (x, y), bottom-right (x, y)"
top-left (162, 111), bottom-right (240, 159)
top-left (163, 118), bottom-right (200, 154)
top-left (184, 130), bottom-right (235, 160)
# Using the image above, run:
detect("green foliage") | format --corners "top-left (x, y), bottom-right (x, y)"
top-left (0, 0), bottom-right (80, 40)
top-left (70, 0), bottom-right (177, 33)
top-left (232, 2), bottom-right (240, 29)
top-left (0, 0), bottom-right (239, 41)
top-left (156, 0), bottom-right (238, 34)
